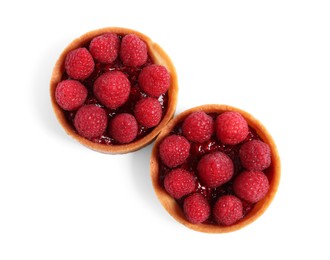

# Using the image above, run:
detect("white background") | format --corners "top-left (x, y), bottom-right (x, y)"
top-left (1, 0), bottom-right (329, 259)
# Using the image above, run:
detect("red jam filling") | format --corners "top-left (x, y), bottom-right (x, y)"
top-left (158, 113), bottom-right (271, 225)
top-left (61, 35), bottom-right (169, 145)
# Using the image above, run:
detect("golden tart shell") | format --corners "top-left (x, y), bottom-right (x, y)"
top-left (150, 104), bottom-right (281, 233)
top-left (50, 27), bottom-right (178, 153)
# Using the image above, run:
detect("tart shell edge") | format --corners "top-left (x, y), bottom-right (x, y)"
top-left (150, 104), bottom-right (281, 233)
top-left (50, 27), bottom-right (178, 154)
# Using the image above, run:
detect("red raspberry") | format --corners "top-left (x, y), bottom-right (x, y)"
top-left (233, 171), bottom-right (270, 203)
top-left (213, 195), bottom-right (243, 226)
top-left (138, 64), bottom-right (170, 97)
top-left (159, 135), bottom-right (190, 168)
top-left (239, 140), bottom-right (271, 171)
top-left (197, 152), bottom-right (234, 188)
top-left (109, 113), bottom-right (138, 144)
top-left (164, 168), bottom-right (196, 199)
top-left (55, 80), bottom-right (87, 111)
top-left (215, 111), bottom-right (249, 145)
top-left (182, 111), bottom-right (214, 143)
top-left (74, 105), bottom-right (108, 139)
top-left (183, 193), bottom-right (210, 224)
top-left (65, 47), bottom-right (95, 80)
top-left (89, 33), bottom-right (120, 63)
top-left (93, 71), bottom-right (131, 109)
top-left (120, 34), bottom-right (147, 67)
top-left (134, 97), bottom-right (162, 128)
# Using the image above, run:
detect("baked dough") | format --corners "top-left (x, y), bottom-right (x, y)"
top-left (150, 104), bottom-right (281, 233)
top-left (50, 27), bottom-right (178, 153)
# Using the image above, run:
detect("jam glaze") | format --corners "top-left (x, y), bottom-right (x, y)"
top-left (62, 35), bottom-right (168, 145)
top-left (158, 113), bottom-right (271, 225)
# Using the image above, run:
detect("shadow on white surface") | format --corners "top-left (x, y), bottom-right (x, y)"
top-left (32, 41), bottom-right (67, 140)
top-left (130, 142), bottom-right (170, 222)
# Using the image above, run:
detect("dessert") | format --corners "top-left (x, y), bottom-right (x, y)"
top-left (50, 27), bottom-right (178, 153)
top-left (150, 104), bottom-right (280, 233)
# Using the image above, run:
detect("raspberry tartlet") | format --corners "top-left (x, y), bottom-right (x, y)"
top-left (150, 105), bottom-right (280, 233)
top-left (50, 27), bottom-right (178, 153)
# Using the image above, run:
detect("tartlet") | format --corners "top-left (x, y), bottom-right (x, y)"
top-left (50, 27), bottom-right (178, 153)
top-left (150, 104), bottom-right (280, 233)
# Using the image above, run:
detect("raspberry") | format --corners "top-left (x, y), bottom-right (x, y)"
top-left (55, 80), bottom-right (87, 111)
top-left (182, 111), bottom-right (214, 143)
top-left (215, 111), bottom-right (249, 145)
top-left (159, 135), bottom-right (190, 168)
top-left (120, 34), bottom-right (147, 67)
top-left (213, 195), bottom-right (243, 226)
top-left (74, 105), bottom-right (108, 139)
top-left (197, 152), bottom-right (234, 188)
top-left (89, 33), bottom-right (120, 63)
top-left (183, 193), bottom-right (210, 224)
top-left (138, 64), bottom-right (170, 97)
top-left (164, 168), bottom-right (196, 199)
top-left (134, 97), bottom-right (162, 128)
top-left (65, 47), bottom-right (95, 80)
top-left (239, 140), bottom-right (271, 171)
top-left (93, 71), bottom-right (131, 109)
top-left (109, 113), bottom-right (138, 144)
top-left (233, 171), bottom-right (270, 203)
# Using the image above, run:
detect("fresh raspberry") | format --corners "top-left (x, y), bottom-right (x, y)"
top-left (74, 105), bottom-right (108, 139)
top-left (182, 111), bottom-right (214, 143)
top-left (159, 135), bottom-right (190, 168)
top-left (138, 64), bottom-right (170, 97)
top-left (239, 140), bottom-right (271, 171)
top-left (55, 80), bottom-right (87, 111)
top-left (65, 47), bottom-right (95, 80)
top-left (120, 34), bottom-right (148, 67)
top-left (183, 193), bottom-right (210, 224)
top-left (134, 97), bottom-right (162, 128)
top-left (215, 111), bottom-right (249, 145)
top-left (89, 33), bottom-right (120, 63)
top-left (164, 168), bottom-right (196, 199)
top-left (197, 152), bottom-right (234, 188)
top-left (213, 195), bottom-right (243, 226)
top-left (233, 171), bottom-right (270, 203)
top-left (93, 71), bottom-right (131, 109)
top-left (109, 113), bottom-right (138, 144)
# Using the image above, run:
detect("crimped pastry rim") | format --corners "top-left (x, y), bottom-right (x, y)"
top-left (150, 104), bottom-right (281, 233)
top-left (50, 27), bottom-right (178, 154)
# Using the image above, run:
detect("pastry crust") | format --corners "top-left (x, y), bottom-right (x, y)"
top-left (50, 27), bottom-right (178, 153)
top-left (150, 104), bottom-right (281, 233)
